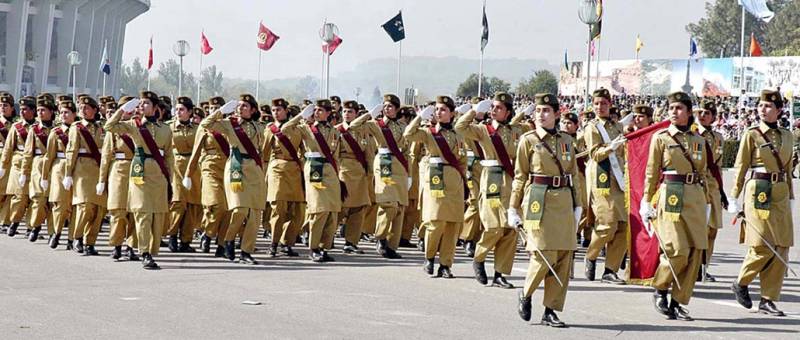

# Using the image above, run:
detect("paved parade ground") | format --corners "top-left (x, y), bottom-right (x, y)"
top-left (1, 172), bottom-right (798, 340)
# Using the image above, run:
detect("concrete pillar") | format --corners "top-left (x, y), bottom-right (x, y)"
top-left (73, 0), bottom-right (109, 93)
top-left (84, 0), bottom-right (119, 96)
top-left (5, 0), bottom-right (32, 97)
top-left (110, 2), bottom-right (146, 97)
top-left (55, 0), bottom-right (88, 93)
top-left (31, 0), bottom-right (56, 93)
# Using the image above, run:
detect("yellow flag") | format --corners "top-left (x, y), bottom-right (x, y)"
top-left (635, 35), bottom-right (644, 53)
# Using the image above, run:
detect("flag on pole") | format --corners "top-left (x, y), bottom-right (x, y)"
top-left (480, 2), bottom-right (489, 51)
top-left (590, 0), bottom-right (603, 40)
top-left (382, 11), bottom-right (405, 42)
top-left (626, 120), bottom-right (671, 285)
top-left (563, 49), bottom-right (569, 71)
top-left (256, 22), bottom-right (280, 51)
top-left (738, 0), bottom-right (775, 23)
top-left (323, 34), bottom-right (343, 55)
top-left (635, 35), bottom-right (644, 54)
top-left (147, 36), bottom-right (153, 70)
top-left (689, 37), bottom-right (698, 58)
top-left (201, 31), bottom-right (213, 55)
top-left (749, 32), bottom-right (763, 56)
top-left (590, 39), bottom-right (596, 57)
top-left (99, 40), bottom-right (111, 75)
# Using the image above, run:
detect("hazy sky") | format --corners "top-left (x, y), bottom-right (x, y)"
top-left (122, 0), bottom-right (709, 80)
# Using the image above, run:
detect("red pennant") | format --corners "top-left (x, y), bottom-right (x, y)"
top-left (147, 36), bottom-right (153, 70)
top-left (257, 22), bottom-right (280, 51)
top-left (200, 32), bottom-right (213, 55)
top-left (749, 32), bottom-right (762, 57)
top-left (322, 34), bottom-right (343, 56)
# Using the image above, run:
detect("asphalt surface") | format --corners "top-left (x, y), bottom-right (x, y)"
top-left (1, 171), bottom-right (799, 340)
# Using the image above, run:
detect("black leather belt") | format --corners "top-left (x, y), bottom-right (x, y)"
top-left (750, 171), bottom-right (787, 183)
top-left (664, 173), bottom-right (701, 185)
top-left (529, 174), bottom-right (573, 188)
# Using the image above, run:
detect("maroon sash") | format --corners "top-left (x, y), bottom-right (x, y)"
top-left (208, 130), bottom-right (231, 158)
top-left (269, 123), bottom-right (303, 170)
top-left (53, 127), bottom-right (69, 147)
top-left (13, 122), bottom-right (29, 145)
top-left (430, 127), bottom-right (469, 199)
top-left (473, 141), bottom-right (485, 161)
top-left (76, 123), bottom-right (101, 166)
top-left (485, 124), bottom-right (514, 179)
top-left (310, 124), bottom-right (347, 200)
top-left (135, 118), bottom-right (172, 200)
top-left (229, 117), bottom-right (262, 168)
top-left (0, 120), bottom-right (8, 140)
top-left (337, 125), bottom-right (369, 173)
top-left (32, 124), bottom-right (48, 152)
top-left (119, 133), bottom-right (135, 153)
top-left (376, 119), bottom-right (408, 173)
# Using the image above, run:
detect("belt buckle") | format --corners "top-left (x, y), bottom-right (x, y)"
top-left (685, 173), bottom-right (695, 185)
top-left (771, 172), bottom-right (779, 183)
top-left (551, 175), bottom-right (561, 188)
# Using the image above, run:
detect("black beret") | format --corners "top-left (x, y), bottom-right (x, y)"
top-left (436, 95), bottom-right (455, 111)
top-left (192, 107), bottom-right (206, 118)
top-left (759, 90), bottom-right (784, 108)
top-left (239, 94), bottom-right (257, 108)
top-left (79, 96), bottom-right (99, 109)
top-left (329, 95), bottom-right (341, 104)
top-left (343, 100), bottom-right (358, 110)
top-left (260, 104), bottom-right (271, 113)
top-left (315, 99), bottom-right (333, 111)
top-left (177, 96), bottom-right (194, 110)
top-left (561, 112), bottom-right (579, 124)
top-left (209, 96), bottom-right (225, 106)
top-left (19, 96), bottom-right (36, 109)
top-left (0, 93), bottom-right (15, 105)
top-left (288, 105), bottom-right (301, 116)
top-left (99, 96), bottom-right (115, 105)
top-left (493, 92), bottom-right (513, 109)
top-left (199, 101), bottom-right (209, 108)
top-left (37, 98), bottom-right (57, 111)
top-left (698, 100), bottom-right (716, 115)
top-left (37, 93), bottom-right (55, 102)
top-left (633, 104), bottom-right (654, 117)
top-left (118, 96), bottom-right (135, 107)
top-left (534, 93), bottom-right (558, 111)
top-left (59, 100), bottom-right (77, 112)
top-left (140, 91), bottom-right (160, 105)
top-left (398, 106), bottom-right (416, 118)
top-left (57, 95), bottom-right (73, 103)
top-left (271, 98), bottom-right (288, 108)
top-left (667, 91), bottom-right (692, 111)
top-left (593, 88), bottom-right (611, 101)
top-left (383, 94), bottom-right (401, 108)
top-left (158, 96), bottom-right (172, 107)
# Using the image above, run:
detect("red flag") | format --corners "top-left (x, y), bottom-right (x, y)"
top-left (200, 32), bottom-right (213, 55)
top-left (256, 22), bottom-right (280, 51)
top-left (749, 32), bottom-right (762, 57)
top-left (147, 36), bottom-right (153, 70)
top-left (322, 34), bottom-right (343, 55)
top-left (625, 120), bottom-right (670, 284)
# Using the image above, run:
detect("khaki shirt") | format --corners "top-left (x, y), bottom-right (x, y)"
top-left (99, 131), bottom-right (135, 210)
top-left (282, 115), bottom-right (341, 214)
top-left (350, 114), bottom-right (410, 206)
top-left (171, 120), bottom-right (201, 204)
top-left (263, 120), bottom-right (305, 202)
top-left (41, 125), bottom-right (72, 204)
top-left (697, 125), bottom-right (724, 229)
top-left (184, 128), bottom-right (229, 207)
top-left (336, 121), bottom-right (372, 208)
top-left (0, 120), bottom-right (34, 196)
top-left (584, 116), bottom-right (627, 224)
top-left (65, 119), bottom-right (106, 206)
top-left (21, 122), bottom-right (52, 197)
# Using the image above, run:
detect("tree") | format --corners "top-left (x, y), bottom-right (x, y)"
top-left (155, 59), bottom-right (197, 97)
top-left (456, 73), bottom-right (511, 98)
top-left (200, 65), bottom-right (224, 97)
top-left (516, 70), bottom-right (559, 97)
top-left (118, 58), bottom-right (148, 96)
top-left (370, 86), bottom-right (382, 107)
top-left (295, 76), bottom-right (318, 100)
top-left (686, 0), bottom-right (796, 58)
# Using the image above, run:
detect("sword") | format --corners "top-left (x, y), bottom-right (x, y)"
top-left (647, 218), bottom-right (682, 290)
top-left (516, 225), bottom-right (564, 287)
top-left (736, 212), bottom-right (798, 277)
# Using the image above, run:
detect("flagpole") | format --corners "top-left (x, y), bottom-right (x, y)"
top-left (102, 74), bottom-right (106, 96)
top-left (739, 4), bottom-right (746, 92)
top-left (326, 44), bottom-right (331, 98)
top-left (594, 37), bottom-right (601, 90)
top-left (197, 44), bottom-right (203, 102)
top-left (320, 48), bottom-right (325, 99)
top-left (478, 49), bottom-right (484, 97)
top-left (147, 74), bottom-right (151, 91)
top-left (396, 40), bottom-right (402, 95)
top-left (256, 50), bottom-right (262, 101)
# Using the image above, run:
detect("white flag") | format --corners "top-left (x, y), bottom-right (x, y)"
top-left (738, 0), bottom-right (774, 23)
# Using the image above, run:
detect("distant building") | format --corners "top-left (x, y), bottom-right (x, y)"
top-left (0, 0), bottom-right (149, 97)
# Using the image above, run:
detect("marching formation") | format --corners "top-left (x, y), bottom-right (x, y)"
top-left (0, 88), bottom-right (794, 327)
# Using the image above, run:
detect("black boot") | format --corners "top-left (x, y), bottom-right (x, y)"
top-left (669, 299), bottom-right (692, 321)
top-left (199, 234), bottom-right (211, 253)
top-left (398, 238), bottom-right (414, 248)
top-left (376, 239), bottom-right (389, 257)
top-left (75, 238), bottom-right (84, 253)
top-left (473, 261), bottom-right (488, 285)
top-left (437, 265), bottom-right (454, 279)
top-left (464, 240), bottom-right (475, 258)
top-left (758, 298), bottom-right (785, 316)
top-left (385, 247), bottom-right (402, 259)
top-left (49, 234), bottom-right (61, 249)
top-left (619, 254), bottom-right (627, 270)
top-left (343, 242), bottom-right (364, 254)
top-left (178, 242), bottom-right (196, 253)
top-left (28, 226), bottom-right (41, 242)
top-left (280, 244), bottom-right (299, 257)
top-left (652, 289), bottom-right (670, 315)
top-left (584, 258), bottom-right (596, 281)
top-left (168, 235), bottom-right (179, 252)
top-left (309, 249), bottom-right (324, 262)
top-left (126, 246), bottom-right (139, 261)
top-left (423, 258), bottom-right (434, 275)
top-left (239, 251), bottom-right (258, 265)
top-left (491, 272), bottom-right (514, 289)
top-left (600, 268), bottom-right (626, 285)
top-left (731, 281), bottom-right (752, 309)
top-left (268, 243), bottom-right (278, 257)
top-left (518, 291), bottom-right (532, 321)
top-left (110, 246), bottom-right (122, 260)
top-left (83, 245), bottom-right (99, 256)
top-left (224, 241), bottom-right (236, 261)
top-left (66, 239), bottom-right (74, 251)
top-left (417, 238), bottom-right (425, 252)
top-left (7, 222), bottom-right (19, 237)
top-left (321, 250), bottom-right (335, 262)
top-left (541, 308), bottom-right (566, 328)
top-left (141, 253), bottom-right (159, 270)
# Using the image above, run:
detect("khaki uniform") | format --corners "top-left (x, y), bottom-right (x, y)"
top-left (200, 112), bottom-right (266, 254)
top-left (402, 141), bottom-right (423, 242)
top-left (282, 115), bottom-right (341, 251)
top-left (574, 130), bottom-right (592, 240)
top-left (643, 125), bottom-right (710, 305)
top-left (584, 116), bottom-right (628, 271)
top-left (104, 113), bottom-right (173, 256)
top-left (184, 127), bottom-right (229, 243)
top-left (731, 122), bottom-right (794, 301)
top-left (460, 139), bottom-right (483, 242)
top-left (20, 122), bottom-right (53, 230)
top-left (0, 120), bottom-right (34, 225)
top-left (350, 114), bottom-right (409, 251)
top-left (263, 120), bottom-right (305, 248)
top-left (0, 116), bottom-right (16, 226)
top-left (510, 127), bottom-right (582, 311)
top-left (404, 117), bottom-right (466, 267)
top-left (167, 120), bottom-right (202, 244)
top-left (697, 125), bottom-right (724, 264)
top-left (65, 119), bottom-right (107, 245)
top-left (336, 121), bottom-right (372, 246)
top-left (99, 130), bottom-right (136, 248)
top-left (41, 125), bottom-right (73, 237)
top-left (454, 110), bottom-right (530, 275)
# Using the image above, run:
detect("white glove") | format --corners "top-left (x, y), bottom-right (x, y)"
top-left (507, 208), bottom-right (522, 228)
top-left (62, 176), bottom-right (73, 190)
top-left (407, 177), bottom-right (413, 190)
top-left (0, 168), bottom-right (5, 178)
top-left (473, 99), bottom-right (492, 114)
top-left (705, 204), bottom-right (712, 223)
top-left (39, 179), bottom-right (48, 191)
top-left (639, 197), bottom-right (656, 222)
top-left (182, 176), bottom-right (192, 190)
top-left (609, 135), bottom-right (627, 150)
top-left (573, 206), bottom-right (583, 229)
top-left (455, 103), bottom-right (472, 114)
top-left (619, 112), bottom-right (635, 126)
top-left (727, 198), bottom-right (740, 214)
top-left (95, 182), bottom-right (105, 195)
top-left (369, 104), bottom-right (382, 119)
top-left (219, 100), bottom-right (238, 115)
top-left (300, 104), bottom-right (314, 119)
top-left (120, 98), bottom-right (140, 113)
top-left (17, 175), bottom-right (26, 186)
top-left (522, 104), bottom-right (535, 117)
top-left (419, 105), bottom-right (434, 121)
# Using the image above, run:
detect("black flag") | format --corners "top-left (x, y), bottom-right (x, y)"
top-left (481, 3), bottom-right (489, 51)
top-left (382, 11), bottom-right (405, 42)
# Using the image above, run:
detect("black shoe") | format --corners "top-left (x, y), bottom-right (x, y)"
top-left (159, 240), bottom-right (168, 248)
top-left (224, 241), bottom-right (236, 261)
top-left (541, 308), bottom-right (566, 328)
top-left (268, 244), bottom-right (278, 257)
top-left (376, 239), bottom-right (388, 256)
top-left (309, 249), bottom-right (324, 262)
top-left (168, 235), bottom-right (179, 252)
top-left (75, 239), bottom-right (84, 253)
top-left (581, 237), bottom-right (590, 248)
top-left (321, 251), bottom-right (335, 262)
top-left (239, 252), bottom-right (258, 265)
top-left (66, 240), bottom-right (74, 251)
top-left (398, 238), bottom-right (414, 248)
top-left (417, 238), bottom-right (425, 252)
top-left (491, 275), bottom-right (514, 289)
top-left (473, 261), bottom-right (488, 285)
top-left (518, 291), bottom-right (532, 322)
top-left (49, 234), bottom-right (61, 249)
top-left (7, 222), bottom-right (18, 237)
top-left (669, 299), bottom-right (693, 321)
top-left (731, 282), bottom-right (752, 309)
top-left (385, 248), bottom-right (402, 259)
top-left (199, 235), bottom-right (211, 253)
top-left (619, 254), bottom-right (627, 270)
top-left (704, 272), bottom-right (716, 282)
top-left (300, 232), bottom-right (309, 246)
top-left (142, 253), bottom-right (160, 270)
top-left (758, 299), bottom-right (785, 317)
top-left (126, 246), bottom-right (140, 261)
top-left (83, 245), bottom-right (99, 256)
top-left (464, 241), bottom-right (475, 258)
top-left (214, 245), bottom-right (225, 258)
top-left (436, 265), bottom-right (454, 279)
top-left (111, 246), bottom-right (122, 260)
top-left (28, 227), bottom-right (41, 242)
top-left (343, 242), bottom-right (364, 254)
top-left (584, 258), bottom-right (596, 281)
top-left (600, 271), bottom-right (626, 285)
top-left (280, 245), bottom-right (299, 257)
top-left (653, 290), bottom-right (670, 315)
top-left (423, 258), bottom-right (434, 275)
top-left (457, 239), bottom-right (465, 247)
top-left (178, 242), bottom-right (196, 253)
